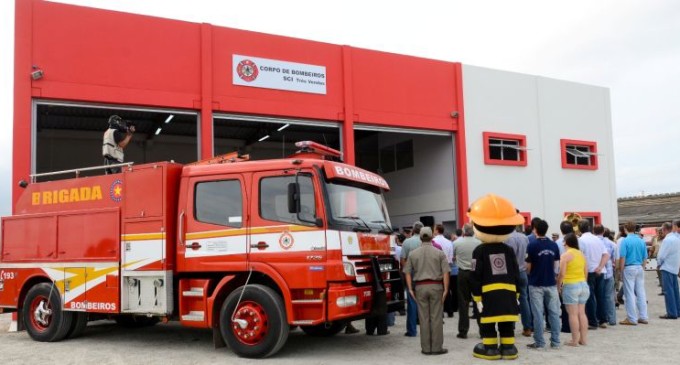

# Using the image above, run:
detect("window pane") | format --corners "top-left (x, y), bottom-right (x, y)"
top-left (380, 145), bottom-right (396, 173)
top-left (195, 180), bottom-right (242, 227)
top-left (260, 175), bottom-right (316, 225)
top-left (489, 138), bottom-right (520, 161)
top-left (566, 145), bottom-right (591, 166)
top-left (395, 140), bottom-right (414, 170)
top-left (503, 144), bottom-right (519, 161)
top-left (489, 139), bottom-right (502, 160)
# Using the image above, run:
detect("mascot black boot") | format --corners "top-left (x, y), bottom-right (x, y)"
top-left (473, 340), bottom-right (501, 360)
top-left (467, 194), bottom-right (525, 361)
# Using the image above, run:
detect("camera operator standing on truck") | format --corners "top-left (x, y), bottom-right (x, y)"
top-left (102, 115), bottom-right (135, 174)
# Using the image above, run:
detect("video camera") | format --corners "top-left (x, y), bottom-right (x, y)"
top-left (108, 115), bottom-right (135, 133)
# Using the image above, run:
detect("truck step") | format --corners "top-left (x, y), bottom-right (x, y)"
top-left (181, 311), bottom-right (205, 321)
top-left (182, 287), bottom-right (204, 297)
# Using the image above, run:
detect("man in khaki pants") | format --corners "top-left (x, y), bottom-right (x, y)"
top-left (405, 227), bottom-right (450, 355)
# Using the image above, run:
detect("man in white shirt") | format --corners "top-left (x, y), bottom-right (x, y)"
top-left (433, 224), bottom-right (456, 317)
top-left (578, 220), bottom-right (610, 329)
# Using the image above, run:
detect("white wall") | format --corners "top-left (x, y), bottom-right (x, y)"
top-left (463, 65), bottom-right (618, 230)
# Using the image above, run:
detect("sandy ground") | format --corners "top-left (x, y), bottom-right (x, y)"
top-left (0, 273), bottom-right (677, 365)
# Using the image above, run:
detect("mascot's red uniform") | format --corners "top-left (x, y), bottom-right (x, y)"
top-left (468, 194), bottom-right (524, 360)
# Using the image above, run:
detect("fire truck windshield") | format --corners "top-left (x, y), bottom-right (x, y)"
top-left (324, 180), bottom-right (391, 233)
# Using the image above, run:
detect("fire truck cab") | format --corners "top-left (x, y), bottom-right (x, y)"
top-left (0, 141), bottom-right (403, 358)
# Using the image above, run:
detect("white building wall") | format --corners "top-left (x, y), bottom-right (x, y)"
top-left (462, 65), bottom-right (618, 231)
top-left (379, 133), bottom-right (457, 230)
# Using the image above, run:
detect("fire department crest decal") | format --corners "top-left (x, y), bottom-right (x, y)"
top-left (489, 253), bottom-right (508, 275)
top-left (236, 59), bottom-right (258, 82)
top-left (110, 179), bottom-right (123, 203)
top-left (279, 231), bottom-right (294, 250)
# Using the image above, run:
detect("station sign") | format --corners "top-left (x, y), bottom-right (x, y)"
top-left (232, 54), bottom-right (327, 95)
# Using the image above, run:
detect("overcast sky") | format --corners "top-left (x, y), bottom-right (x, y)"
top-left (1, 0), bottom-right (679, 217)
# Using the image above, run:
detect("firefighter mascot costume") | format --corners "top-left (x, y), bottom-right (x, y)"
top-left (468, 194), bottom-right (524, 360)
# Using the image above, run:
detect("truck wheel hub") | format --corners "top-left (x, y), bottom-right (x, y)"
top-left (231, 301), bottom-right (268, 345)
top-left (31, 297), bottom-right (53, 328)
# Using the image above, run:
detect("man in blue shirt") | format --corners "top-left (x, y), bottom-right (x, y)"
top-left (525, 219), bottom-right (561, 348)
top-left (618, 222), bottom-right (649, 325)
top-left (658, 221), bottom-right (680, 319)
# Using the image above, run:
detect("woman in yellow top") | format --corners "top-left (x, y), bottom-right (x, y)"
top-left (557, 233), bottom-right (590, 347)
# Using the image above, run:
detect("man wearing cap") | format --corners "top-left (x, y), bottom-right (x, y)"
top-left (401, 221), bottom-right (424, 337)
top-left (405, 227), bottom-right (450, 355)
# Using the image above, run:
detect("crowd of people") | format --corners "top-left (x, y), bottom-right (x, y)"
top-left (359, 205), bottom-right (680, 359)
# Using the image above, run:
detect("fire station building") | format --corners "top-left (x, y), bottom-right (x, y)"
top-left (12, 0), bottom-right (619, 231)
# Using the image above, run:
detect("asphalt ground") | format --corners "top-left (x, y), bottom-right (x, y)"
top-left (1, 273), bottom-right (676, 364)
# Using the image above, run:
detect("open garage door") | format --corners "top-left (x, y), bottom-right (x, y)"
top-left (33, 101), bottom-right (198, 179)
top-left (213, 114), bottom-right (340, 160)
top-left (354, 125), bottom-right (458, 234)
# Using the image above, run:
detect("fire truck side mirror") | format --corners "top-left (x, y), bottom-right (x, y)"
top-left (287, 182), bottom-right (301, 214)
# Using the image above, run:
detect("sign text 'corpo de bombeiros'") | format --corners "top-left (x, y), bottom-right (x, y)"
top-left (233, 54), bottom-right (326, 95)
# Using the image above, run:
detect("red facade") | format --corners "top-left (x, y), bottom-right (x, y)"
top-left (13, 0), bottom-right (469, 222)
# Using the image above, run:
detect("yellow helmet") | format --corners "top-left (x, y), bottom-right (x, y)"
top-left (467, 194), bottom-right (524, 227)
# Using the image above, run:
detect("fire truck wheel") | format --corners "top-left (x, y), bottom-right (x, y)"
top-left (66, 312), bottom-right (88, 339)
top-left (220, 284), bottom-right (289, 358)
top-left (300, 321), bottom-right (346, 337)
top-left (22, 282), bottom-right (75, 342)
top-left (114, 315), bottom-right (160, 328)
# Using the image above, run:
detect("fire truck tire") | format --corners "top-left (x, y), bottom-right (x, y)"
top-left (22, 282), bottom-right (75, 342)
top-left (114, 315), bottom-right (160, 328)
top-left (66, 312), bottom-right (88, 339)
top-left (300, 321), bottom-right (345, 337)
top-left (220, 284), bottom-right (289, 358)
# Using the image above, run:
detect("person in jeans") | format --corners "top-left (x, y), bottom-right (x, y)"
top-left (525, 219), bottom-right (561, 349)
top-left (578, 220), bottom-right (609, 329)
top-left (593, 224), bottom-right (616, 326)
top-left (401, 221), bottom-right (424, 336)
top-left (618, 221), bottom-right (649, 325)
top-left (557, 233), bottom-right (590, 346)
top-left (504, 228), bottom-right (532, 337)
top-left (657, 221), bottom-right (680, 319)
top-left (599, 227), bottom-right (618, 325)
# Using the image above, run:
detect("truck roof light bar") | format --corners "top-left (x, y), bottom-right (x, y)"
top-left (294, 141), bottom-right (343, 160)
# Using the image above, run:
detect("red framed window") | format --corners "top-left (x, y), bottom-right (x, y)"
top-left (561, 139), bottom-right (598, 170)
top-left (483, 132), bottom-right (527, 166)
top-left (565, 212), bottom-right (602, 227)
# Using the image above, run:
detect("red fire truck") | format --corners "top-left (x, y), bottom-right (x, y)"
top-left (0, 141), bottom-right (403, 358)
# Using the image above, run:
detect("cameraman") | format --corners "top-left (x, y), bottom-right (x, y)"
top-left (102, 115), bottom-right (135, 174)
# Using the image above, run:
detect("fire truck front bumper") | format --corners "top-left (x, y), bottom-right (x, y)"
top-left (326, 284), bottom-right (373, 321)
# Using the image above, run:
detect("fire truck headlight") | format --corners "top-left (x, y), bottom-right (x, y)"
top-left (342, 262), bottom-right (355, 277)
top-left (336, 295), bottom-right (358, 308)
top-left (379, 263), bottom-right (393, 272)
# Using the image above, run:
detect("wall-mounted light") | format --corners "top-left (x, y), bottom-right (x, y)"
top-left (258, 135), bottom-right (270, 142)
top-left (155, 127), bottom-right (163, 136)
top-left (164, 115), bottom-right (174, 124)
top-left (31, 65), bottom-right (44, 80)
top-left (277, 123), bottom-right (290, 132)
